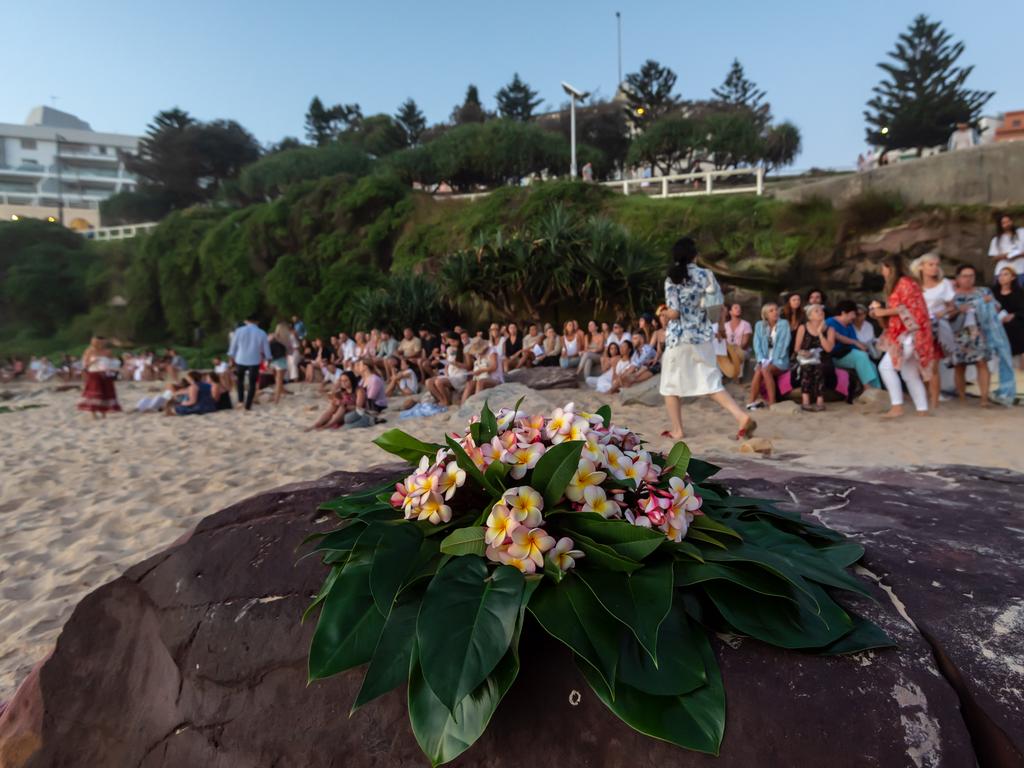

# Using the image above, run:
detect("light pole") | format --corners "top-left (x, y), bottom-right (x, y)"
top-left (616, 12), bottom-right (622, 88)
top-left (55, 133), bottom-right (65, 226)
top-left (561, 82), bottom-right (590, 179)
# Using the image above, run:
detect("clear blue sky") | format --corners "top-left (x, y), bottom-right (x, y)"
top-left (6, 0), bottom-right (1022, 169)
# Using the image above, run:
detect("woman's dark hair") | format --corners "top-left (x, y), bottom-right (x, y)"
top-left (620, 340), bottom-right (634, 357)
top-left (339, 370), bottom-right (358, 390)
top-left (806, 288), bottom-right (827, 304)
top-left (606, 342), bottom-right (620, 358)
top-left (668, 237), bottom-right (698, 283)
top-left (954, 264), bottom-right (976, 276)
top-left (880, 253), bottom-right (907, 297)
top-left (995, 212), bottom-right (1016, 238)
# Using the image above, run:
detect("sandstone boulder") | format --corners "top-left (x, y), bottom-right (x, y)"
top-left (3, 462), bottom-right (1021, 767)
top-left (504, 366), bottom-right (580, 390)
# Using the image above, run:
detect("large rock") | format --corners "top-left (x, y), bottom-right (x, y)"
top-left (505, 366), bottom-right (580, 390)
top-left (4, 461), bottom-right (1023, 767)
top-left (619, 374), bottom-right (662, 407)
top-left (455, 382), bottom-right (555, 422)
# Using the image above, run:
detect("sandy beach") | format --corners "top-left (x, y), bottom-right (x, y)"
top-left (0, 379), bottom-right (1021, 698)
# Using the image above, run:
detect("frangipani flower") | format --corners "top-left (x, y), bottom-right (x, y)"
top-left (545, 406), bottom-right (574, 440)
top-left (439, 462), bottom-right (466, 500)
top-left (621, 460), bottom-right (649, 487)
top-left (498, 550), bottom-right (538, 574)
top-left (416, 492), bottom-right (452, 525)
top-left (390, 481), bottom-right (408, 509)
top-left (485, 504), bottom-right (519, 546)
top-left (669, 476), bottom-right (703, 512)
top-left (604, 445), bottom-right (627, 473)
top-left (581, 485), bottom-right (617, 518)
top-left (508, 526), bottom-right (556, 568)
top-left (581, 434), bottom-right (604, 465)
top-left (566, 459), bottom-right (607, 502)
top-left (503, 486), bottom-right (544, 527)
top-left (547, 537), bottom-right (585, 572)
top-left (502, 442), bottom-right (545, 479)
top-left (567, 416), bottom-right (591, 442)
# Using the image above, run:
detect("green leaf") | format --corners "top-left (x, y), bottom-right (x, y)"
top-left (478, 400), bottom-right (499, 443)
top-left (705, 579), bottom-right (854, 649)
top-left (687, 458), bottom-right (721, 483)
top-left (673, 560), bottom-right (797, 602)
top-left (576, 561), bottom-right (674, 661)
top-left (483, 458), bottom-right (508, 493)
top-left (595, 404), bottom-right (612, 428)
top-left (374, 429), bottom-right (445, 465)
top-left (687, 528), bottom-right (728, 549)
top-left (417, 558), bottom-right (525, 712)
top-left (570, 531), bottom-right (642, 572)
top-left (408, 630), bottom-right (521, 766)
top-left (557, 514), bottom-right (666, 562)
top-left (445, 435), bottom-right (493, 494)
top-left (307, 527), bottom-right (387, 681)
top-left (817, 612), bottom-right (896, 655)
top-left (318, 479), bottom-right (400, 518)
top-left (690, 514), bottom-right (742, 542)
top-left (302, 564), bottom-right (341, 623)
top-left (618, 601), bottom-right (707, 696)
top-left (530, 440), bottom-right (585, 507)
top-left (580, 616), bottom-right (725, 756)
top-left (439, 527), bottom-right (487, 557)
top-left (664, 441), bottom-right (692, 479)
top-left (370, 524), bottom-right (424, 614)
top-left (528, 576), bottom-right (622, 693)
top-left (352, 593), bottom-right (421, 712)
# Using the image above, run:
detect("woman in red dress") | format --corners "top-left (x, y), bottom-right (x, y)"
top-left (869, 255), bottom-right (936, 418)
top-left (77, 336), bottom-right (121, 418)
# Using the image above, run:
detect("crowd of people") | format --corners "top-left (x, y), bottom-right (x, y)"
top-left (4, 214), bottom-right (1021, 433)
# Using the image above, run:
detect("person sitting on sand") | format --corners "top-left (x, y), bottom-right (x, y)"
top-left (210, 372), bottom-right (233, 411)
top-left (461, 343), bottom-right (501, 405)
top-left (748, 303), bottom-right (791, 408)
top-left (306, 371), bottom-right (359, 430)
top-left (560, 320), bottom-right (585, 370)
top-left (386, 356), bottom-right (420, 397)
top-left (577, 320), bottom-right (605, 378)
top-left (618, 332), bottom-right (657, 388)
top-left (167, 371), bottom-right (218, 416)
top-left (426, 337), bottom-right (471, 406)
top-left (826, 300), bottom-right (881, 390)
top-left (587, 342), bottom-right (628, 393)
top-left (535, 326), bottom-right (562, 367)
top-left (794, 304), bottom-right (836, 412)
top-left (507, 323), bottom-right (539, 369)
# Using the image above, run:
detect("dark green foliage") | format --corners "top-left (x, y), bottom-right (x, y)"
top-left (0, 220), bottom-right (94, 338)
top-left (236, 143), bottom-right (373, 200)
top-left (495, 73), bottom-right (543, 121)
top-left (762, 121), bottom-right (802, 173)
top-left (864, 14), bottom-right (993, 151)
top-left (627, 116), bottom-right (701, 176)
top-left (623, 59), bottom-right (680, 125)
top-left (121, 109), bottom-right (261, 220)
top-left (100, 188), bottom-right (179, 226)
top-left (712, 59), bottom-right (771, 128)
top-left (395, 98), bottom-right (427, 146)
top-left (838, 191), bottom-right (906, 235)
top-left (345, 114), bottom-right (408, 158)
top-left (305, 96), bottom-right (363, 146)
top-left (451, 84), bottom-right (489, 125)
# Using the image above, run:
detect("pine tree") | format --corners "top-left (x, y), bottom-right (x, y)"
top-left (395, 98), bottom-right (427, 146)
top-left (712, 59), bottom-right (771, 127)
top-left (622, 60), bottom-right (679, 126)
top-left (304, 97), bottom-right (363, 146)
top-left (495, 73), bottom-right (543, 121)
top-left (864, 15), bottom-right (993, 152)
top-left (451, 85), bottom-right (489, 125)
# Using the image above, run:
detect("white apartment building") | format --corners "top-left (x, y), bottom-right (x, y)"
top-left (0, 106), bottom-right (140, 230)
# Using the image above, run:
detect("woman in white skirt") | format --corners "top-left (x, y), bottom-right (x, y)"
top-left (659, 238), bottom-right (757, 440)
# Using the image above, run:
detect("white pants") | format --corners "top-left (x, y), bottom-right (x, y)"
top-left (878, 336), bottom-right (928, 411)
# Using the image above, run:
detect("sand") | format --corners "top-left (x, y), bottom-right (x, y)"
top-left (0, 379), bottom-right (1021, 698)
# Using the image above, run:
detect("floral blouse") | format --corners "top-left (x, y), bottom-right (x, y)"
top-left (664, 265), bottom-right (718, 347)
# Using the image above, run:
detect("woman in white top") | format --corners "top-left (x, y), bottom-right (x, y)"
top-left (989, 214), bottom-right (1024, 284)
top-left (853, 305), bottom-right (880, 358)
top-left (911, 252), bottom-right (955, 409)
top-left (587, 342), bottom-right (631, 393)
top-left (559, 320), bottom-right (585, 370)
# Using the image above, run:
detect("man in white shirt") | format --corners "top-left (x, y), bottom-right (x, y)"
top-left (337, 333), bottom-right (358, 368)
top-left (605, 322), bottom-right (632, 348)
top-left (228, 318), bottom-right (271, 410)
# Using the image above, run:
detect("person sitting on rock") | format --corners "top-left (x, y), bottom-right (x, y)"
top-left (826, 300), bottom-right (881, 390)
top-left (748, 302), bottom-right (791, 409)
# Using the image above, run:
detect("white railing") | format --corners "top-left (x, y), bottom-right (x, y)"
top-left (602, 167), bottom-right (765, 198)
top-left (80, 222), bottom-right (159, 241)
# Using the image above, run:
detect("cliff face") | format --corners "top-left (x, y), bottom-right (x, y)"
top-left (776, 141), bottom-right (1024, 208)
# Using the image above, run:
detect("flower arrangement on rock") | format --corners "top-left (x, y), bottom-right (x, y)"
top-left (306, 400), bottom-right (893, 766)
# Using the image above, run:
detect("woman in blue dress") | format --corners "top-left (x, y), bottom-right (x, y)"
top-left (171, 371), bottom-right (218, 416)
top-left (658, 238), bottom-right (757, 440)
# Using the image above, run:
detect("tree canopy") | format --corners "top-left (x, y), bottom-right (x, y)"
top-left (304, 96), bottom-right (363, 146)
top-left (712, 59), bottom-right (771, 128)
top-left (496, 73), bottom-right (543, 122)
top-left (623, 60), bottom-right (679, 125)
top-left (864, 14), bottom-right (993, 151)
top-left (451, 85), bottom-right (489, 125)
top-left (395, 98), bottom-right (427, 146)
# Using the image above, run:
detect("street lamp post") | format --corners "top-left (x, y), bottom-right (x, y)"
top-left (561, 82), bottom-right (590, 179)
top-left (55, 133), bottom-right (65, 226)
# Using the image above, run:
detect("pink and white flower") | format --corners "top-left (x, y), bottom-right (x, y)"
top-left (547, 537), bottom-right (585, 571)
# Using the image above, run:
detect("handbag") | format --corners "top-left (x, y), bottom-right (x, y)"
top-left (699, 269), bottom-right (724, 320)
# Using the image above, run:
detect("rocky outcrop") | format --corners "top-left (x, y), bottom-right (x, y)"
top-left (2, 462), bottom-right (1022, 767)
top-left (505, 366), bottom-right (580, 390)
